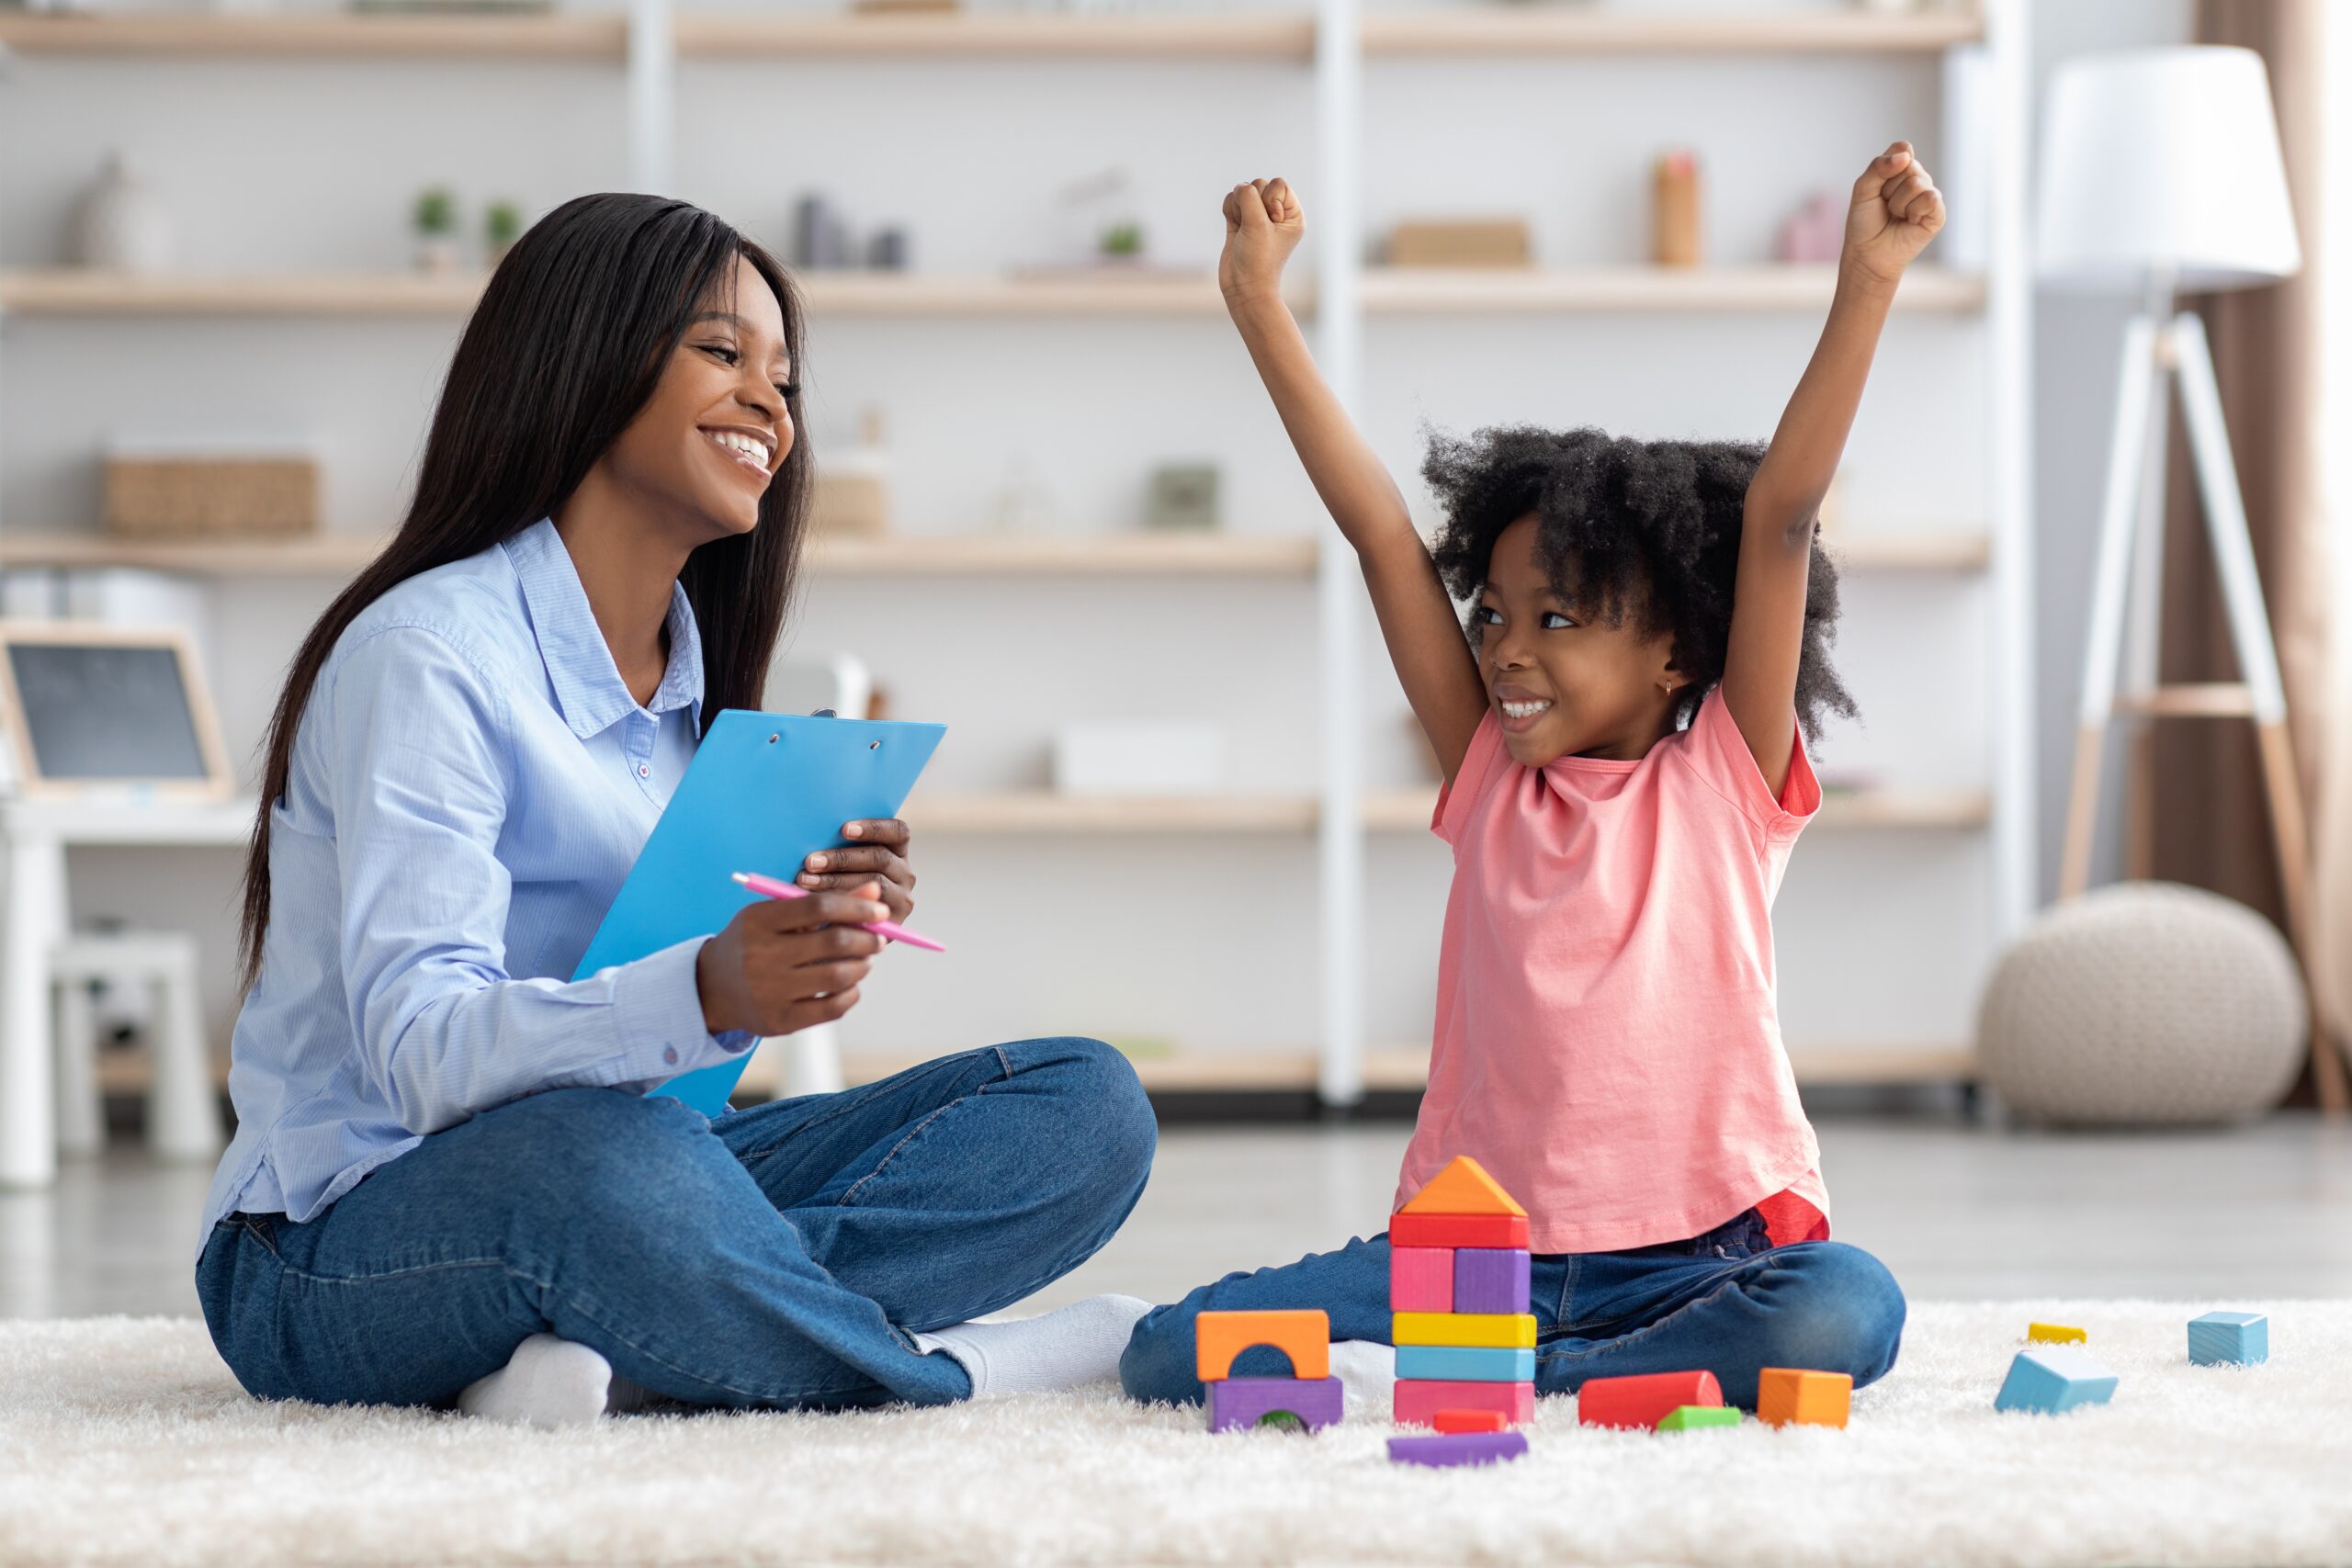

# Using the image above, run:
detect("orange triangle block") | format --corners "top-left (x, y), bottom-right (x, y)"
top-left (1398, 1156), bottom-right (1527, 1218)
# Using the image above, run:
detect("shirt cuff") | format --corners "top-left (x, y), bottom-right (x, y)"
top-left (613, 936), bottom-right (757, 1077)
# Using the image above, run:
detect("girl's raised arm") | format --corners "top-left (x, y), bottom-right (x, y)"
top-left (1220, 178), bottom-right (1487, 784)
top-left (1723, 142), bottom-right (1944, 795)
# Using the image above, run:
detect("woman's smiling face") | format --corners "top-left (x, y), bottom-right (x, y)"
top-left (596, 251), bottom-right (797, 541)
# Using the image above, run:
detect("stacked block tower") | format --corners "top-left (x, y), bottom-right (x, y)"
top-left (1388, 1156), bottom-right (1536, 1427)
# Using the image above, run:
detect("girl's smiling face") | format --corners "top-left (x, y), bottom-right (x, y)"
top-left (594, 253), bottom-right (798, 542)
top-left (1474, 513), bottom-right (1686, 766)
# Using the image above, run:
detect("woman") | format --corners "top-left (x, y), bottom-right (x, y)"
top-left (196, 194), bottom-right (1158, 1426)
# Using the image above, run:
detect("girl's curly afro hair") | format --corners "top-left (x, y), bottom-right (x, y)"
top-left (1424, 423), bottom-right (1857, 742)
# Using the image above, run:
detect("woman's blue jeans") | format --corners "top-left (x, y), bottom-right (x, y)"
top-left (1122, 1209), bottom-right (1905, 1411)
top-left (198, 1037), bottom-right (1156, 1412)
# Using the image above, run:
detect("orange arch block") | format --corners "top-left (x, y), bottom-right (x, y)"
top-left (1196, 1310), bottom-right (1331, 1382)
top-left (1399, 1156), bottom-right (1527, 1218)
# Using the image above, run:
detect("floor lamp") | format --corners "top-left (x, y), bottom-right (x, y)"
top-left (2041, 46), bottom-right (2349, 1112)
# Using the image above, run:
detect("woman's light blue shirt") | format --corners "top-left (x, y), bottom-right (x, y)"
top-left (199, 518), bottom-right (752, 1250)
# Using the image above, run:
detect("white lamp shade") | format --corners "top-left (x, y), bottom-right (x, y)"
top-left (2039, 46), bottom-right (2301, 292)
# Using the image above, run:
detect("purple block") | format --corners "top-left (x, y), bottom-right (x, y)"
top-left (1206, 1375), bottom-right (1343, 1433)
top-left (1387, 1431), bottom-right (1531, 1469)
top-left (1453, 1247), bottom-right (1532, 1315)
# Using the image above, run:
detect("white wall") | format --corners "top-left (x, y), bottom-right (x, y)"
top-left (2027, 0), bottom-right (2197, 897)
top-left (0, 0), bottom-right (2121, 1066)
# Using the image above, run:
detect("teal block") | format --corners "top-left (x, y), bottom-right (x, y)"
top-left (2188, 1311), bottom-right (2267, 1366)
top-left (1995, 1346), bottom-right (2117, 1415)
top-left (1394, 1344), bottom-right (1536, 1383)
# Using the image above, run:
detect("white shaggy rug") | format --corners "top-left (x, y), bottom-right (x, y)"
top-left (5, 1302), bottom-right (2349, 1567)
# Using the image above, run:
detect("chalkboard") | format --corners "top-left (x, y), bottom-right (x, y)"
top-left (0, 630), bottom-right (223, 794)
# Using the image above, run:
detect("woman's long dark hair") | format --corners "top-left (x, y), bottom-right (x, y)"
top-left (237, 193), bottom-right (810, 987)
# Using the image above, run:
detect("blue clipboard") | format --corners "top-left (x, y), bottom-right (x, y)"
top-left (572, 708), bottom-right (945, 1115)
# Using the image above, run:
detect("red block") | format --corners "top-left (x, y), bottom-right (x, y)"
top-left (1394, 1378), bottom-right (1535, 1428)
top-left (1576, 1371), bottom-right (1724, 1430)
top-left (1433, 1409), bottom-right (1509, 1435)
top-left (1389, 1212), bottom-right (1531, 1249)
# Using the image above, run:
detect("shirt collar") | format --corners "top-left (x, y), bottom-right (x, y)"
top-left (504, 518), bottom-right (706, 739)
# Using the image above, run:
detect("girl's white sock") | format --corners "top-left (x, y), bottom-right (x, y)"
top-left (914, 1293), bottom-right (1154, 1399)
top-left (1328, 1337), bottom-right (1397, 1416)
top-left (457, 1334), bottom-right (615, 1428)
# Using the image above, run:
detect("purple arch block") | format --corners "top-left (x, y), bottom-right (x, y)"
top-left (1206, 1375), bottom-right (1345, 1433)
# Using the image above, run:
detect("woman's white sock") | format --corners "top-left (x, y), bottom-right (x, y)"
top-left (915, 1293), bottom-right (1153, 1399)
top-left (457, 1334), bottom-right (615, 1428)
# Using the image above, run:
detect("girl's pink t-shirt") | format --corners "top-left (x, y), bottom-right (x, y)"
top-left (1397, 688), bottom-right (1831, 1256)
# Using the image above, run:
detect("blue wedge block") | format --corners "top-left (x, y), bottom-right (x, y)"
top-left (1395, 1344), bottom-right (1536, 1383)
top-left (1995, 1346), bottom-right (2118, 1414)
top-left (2188, 1310), bottom-right (2268, 1366)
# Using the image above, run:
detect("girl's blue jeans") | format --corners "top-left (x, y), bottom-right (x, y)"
top-left (197, 1037), bottom-right (1156, 1412)
top-left (1121, 1208), bottom-right (1905, 1411)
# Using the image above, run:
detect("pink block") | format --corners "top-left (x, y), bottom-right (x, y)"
top-left (1389, 1247), bottom-right (1454, 1314)
top-left (1394, 1377), bottom-right (1535, 1428)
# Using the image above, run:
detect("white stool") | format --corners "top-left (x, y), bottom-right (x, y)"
top-left (51, 931), bottom-right (224, 1161)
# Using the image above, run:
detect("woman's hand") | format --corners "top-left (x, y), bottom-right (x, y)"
top-left (797, 818), bottom-right (916, 922)
top-left (695, 883), bottom-right (888, 1037)
top-left (1843, 141), bottom-right (1945, 289)
top-left (1220, 177), bottom-right (1305, 310)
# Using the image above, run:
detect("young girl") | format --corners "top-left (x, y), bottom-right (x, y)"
top-left (1122, 144), bottom-right (1944, 1411)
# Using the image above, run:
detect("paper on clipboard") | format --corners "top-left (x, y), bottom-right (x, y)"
top-left (572, 708), bottom-right (944, 1116)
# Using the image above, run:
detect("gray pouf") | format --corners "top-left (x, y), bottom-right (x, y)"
top-left (1977, 881), bottom-right (2307, 1125)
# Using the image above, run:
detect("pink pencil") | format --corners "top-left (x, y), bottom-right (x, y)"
top-left (730, 871), bottom-right (946, 953)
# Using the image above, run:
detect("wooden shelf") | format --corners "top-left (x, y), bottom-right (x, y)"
top-left (0, 529), bottom-right (1315, 579)
top-left (0, 9), bottom-right (626, 60)
top-left (1361, 785), bottom-right (1990, 834)
top-left (910, 792), bottom-right (1320, 835)
top-left (1362, 265), bottom-right (1985, 315)
top-left (676, 11), bottom-right (1315, 62)
top-left (1828, 532), bottom-right (1991, 571)
top-left (0, 8), bottom-right (1971, 64)
top-left (0, 268), bottom-right (1243, 319)
top-left (839, 1042), bottom-right (1971, 1095)
top-left (0, 266), bottom-right (1988, 320)
top-left (1363, 7), bottom-right (1981, 57)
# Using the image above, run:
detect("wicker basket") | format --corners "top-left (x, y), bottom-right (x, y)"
top-left (102, 455), bottom-right (319, 539)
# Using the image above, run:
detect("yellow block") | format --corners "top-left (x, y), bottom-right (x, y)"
top-left (2027, 1323), bottom-right (2086, 1345)
top-left (1393, 1312), bottom-right (1537, 1349)
top-left (1758, 1368), bottom-right (1851, 1429)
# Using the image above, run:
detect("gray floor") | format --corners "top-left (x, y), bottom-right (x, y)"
top-left (6, 1113), bottom-right (2352, 1320)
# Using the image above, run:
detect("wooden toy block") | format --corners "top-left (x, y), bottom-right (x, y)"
top-left (1432, 1409), bottom-right (1509, 1434)
top-left (1389, 1247), bottom-right (1454, 1314)
top-left (1394, 1378), bottom-right (1535, 1427)
top-left (1205, 1375), bottom-right (1343, 1434)
top-left (1453, 1248), bottom-right (1532, 1315)
top-left (1389, 1212), bottom-right (1531, 1250)
top-left (1393, 1311), bottom-right (1536, 1349)
top-left (1396, 1345), bottom-right (1536, 1383)
top-left (1397, 1155), bottom-right (1529, 1218)
top-left (2188, 1310), bottom-right (2268, 1366)
top-left (1386, 1431), bottom-right (1530, 1469)
top-left (1657, 1404), bottom-right (1742, 1432)
top-left (1577, 1371), bottom-right (1723, 1429)
top-left (1995, 1347), bottom-right (2117, 1414)
top-left (1195, 1310), bottom-right (1330, 1382)
top-left (2028, 1323), bottom-right (2086, 1345)
top-left (1757, 1368), bottom-right (1851, 1428)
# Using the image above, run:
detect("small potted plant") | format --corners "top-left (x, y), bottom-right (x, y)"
top-left (484, 199), bottom-right (524, 270)
top-left (1099, 220), bottom-right (1145, 264)
top-left (413, 186), bottom-right (460, 275)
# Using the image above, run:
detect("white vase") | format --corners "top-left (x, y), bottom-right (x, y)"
top-left (74, 152), bottom-right (175, 274)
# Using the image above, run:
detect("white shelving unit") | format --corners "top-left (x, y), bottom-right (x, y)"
top-left (0, 0), bottom-right (2031, 1101)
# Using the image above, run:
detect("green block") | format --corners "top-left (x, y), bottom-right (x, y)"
top-left (1657, 1404), bottom-right (1741, 1432)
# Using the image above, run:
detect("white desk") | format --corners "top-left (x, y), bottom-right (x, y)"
top-left (0, 795), bottom-right (254, 1188)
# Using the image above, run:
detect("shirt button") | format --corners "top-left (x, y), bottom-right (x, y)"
top-left (639, 764), bottom-right (650, 778)
top-left (662, 1046), bottom-right (678, 1065)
